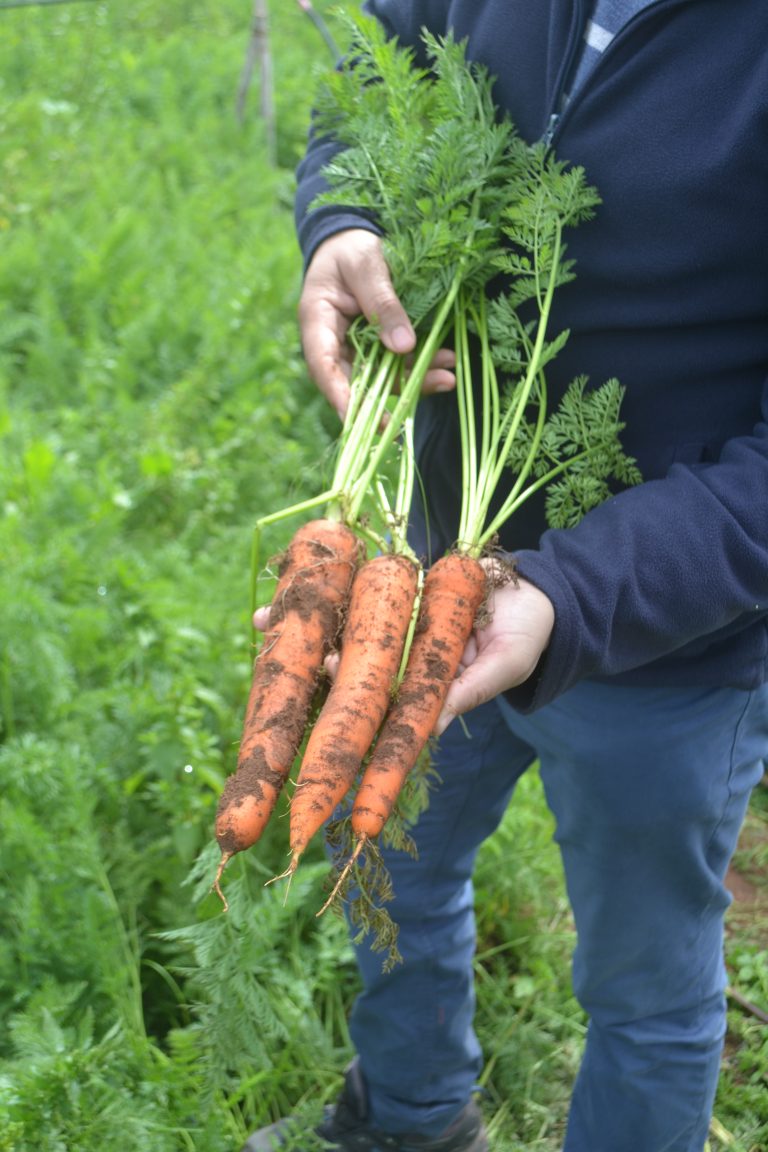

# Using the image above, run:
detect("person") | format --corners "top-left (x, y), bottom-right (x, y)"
top-left (244, 2), bottom-right (768, 1150)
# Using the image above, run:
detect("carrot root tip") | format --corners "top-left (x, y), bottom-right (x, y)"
top-left (265, 852), bottom-right (300, 902)
top-left (317, 835), bottom-right (368, 918)
top-left (212, 851), bottom-right (233, 911)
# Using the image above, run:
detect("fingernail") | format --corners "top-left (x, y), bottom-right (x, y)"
top-left (389, 325), bottom-right (413, 353)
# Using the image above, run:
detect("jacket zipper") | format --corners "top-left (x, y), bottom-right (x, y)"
top-left (542, 0), bottom-right (690, 149)
top-left (542, 0), bottom-right (586, 147)
top-left (542, 112), bottom-right (561, 149)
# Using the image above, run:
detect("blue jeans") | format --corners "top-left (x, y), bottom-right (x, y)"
top-left (346, 681), bottom-right (768, 1151)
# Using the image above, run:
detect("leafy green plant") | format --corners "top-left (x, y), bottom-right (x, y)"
top-left (0, 2), bottom-right (763, 1148)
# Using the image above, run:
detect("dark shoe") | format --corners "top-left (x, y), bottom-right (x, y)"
top-left (240, 1061), bottom-right (488, 1152)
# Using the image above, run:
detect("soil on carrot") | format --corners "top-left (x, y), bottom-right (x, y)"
top-left (214, 753), bottom-right (288, 858)
top-left (270, 560), bottom-right (351, 634)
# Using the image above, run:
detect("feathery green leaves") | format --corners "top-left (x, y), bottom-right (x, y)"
top-left (504, 376), bottom-right (644, 529)
top-left (311, 14), bottom-right (523, 328)
top-left (309, 15), bottom-right (639, 557)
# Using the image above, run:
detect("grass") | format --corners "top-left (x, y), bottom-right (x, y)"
top-left (0, 2), bottom-right (765, 1148)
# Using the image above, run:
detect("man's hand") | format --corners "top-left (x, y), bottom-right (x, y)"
top-left (435, 572), bottom-right (555, 735)
top-left (252, 569), bottom-right (555, 735)
top-left (299, 228), bottom-right (456, 420)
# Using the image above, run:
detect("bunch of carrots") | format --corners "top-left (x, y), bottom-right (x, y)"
top-left (212, 19), bottom-right (640, 962)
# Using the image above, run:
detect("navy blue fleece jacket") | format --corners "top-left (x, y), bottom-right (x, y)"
top-left (295, 0), bottom-right (768, 711)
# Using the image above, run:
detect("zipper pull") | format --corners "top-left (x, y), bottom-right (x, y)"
top-left (542, 112), bottom-right (560, 148)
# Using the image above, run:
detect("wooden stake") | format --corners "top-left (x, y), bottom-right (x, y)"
top-left (0, 0), bottom-right (98, 8)
top-left (237, 0), bottom-right (276, 166)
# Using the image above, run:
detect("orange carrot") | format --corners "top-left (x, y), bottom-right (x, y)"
top-left (282, 551), bottom-right (420, 876)
top-left (213, 518), bottom-right (362, 903)
top-left (350, 551), bottom-right (487, 849)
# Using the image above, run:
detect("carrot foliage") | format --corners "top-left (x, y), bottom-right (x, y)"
top-left (310, 14), bottom-right (640, 558)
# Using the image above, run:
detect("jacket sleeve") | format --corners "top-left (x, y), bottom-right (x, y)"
top-left (295, 1), bottom-right (450, 267)
top-left (507, 377), bottom-right (768, 710)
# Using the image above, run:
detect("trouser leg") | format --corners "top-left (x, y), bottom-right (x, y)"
top-left (348, 698), bottom-right (536, 1137)
top-left (499, 681), bottom-right (768, 1152)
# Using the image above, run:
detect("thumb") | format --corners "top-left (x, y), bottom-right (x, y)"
top-left (344, 241), bottom-right (415, 355)
top-left (434, 657), bottom-right (508, 738)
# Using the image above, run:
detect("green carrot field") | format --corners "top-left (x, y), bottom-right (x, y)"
top-left (0, 3), bottom-right (766, 1149)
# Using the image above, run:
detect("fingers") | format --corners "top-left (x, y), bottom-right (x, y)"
top-left (299, 230), bottom-right (415, 420)
top-left (298, 288), bottom-right (357, 420)
top-left (434, 577), bottom-right (555, 736)
top-left (339, 234), bottom-right (415, 355)
top-left (252, 605), bottom-right (271, 633)
top-left (435, 643), bottom-right (513, 737)
top-left (411, 345), bottom-right (457, 395)
top-left (299, 229), bottom-right (457, 419)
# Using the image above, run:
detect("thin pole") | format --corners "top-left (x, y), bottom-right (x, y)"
top-left (0, 0), bottom-right (99, 10)
top-left (236, 0), bottom-right (277, 167)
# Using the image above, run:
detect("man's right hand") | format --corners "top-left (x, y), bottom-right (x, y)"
top-left (298, 228), bottom-right (456, 420)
